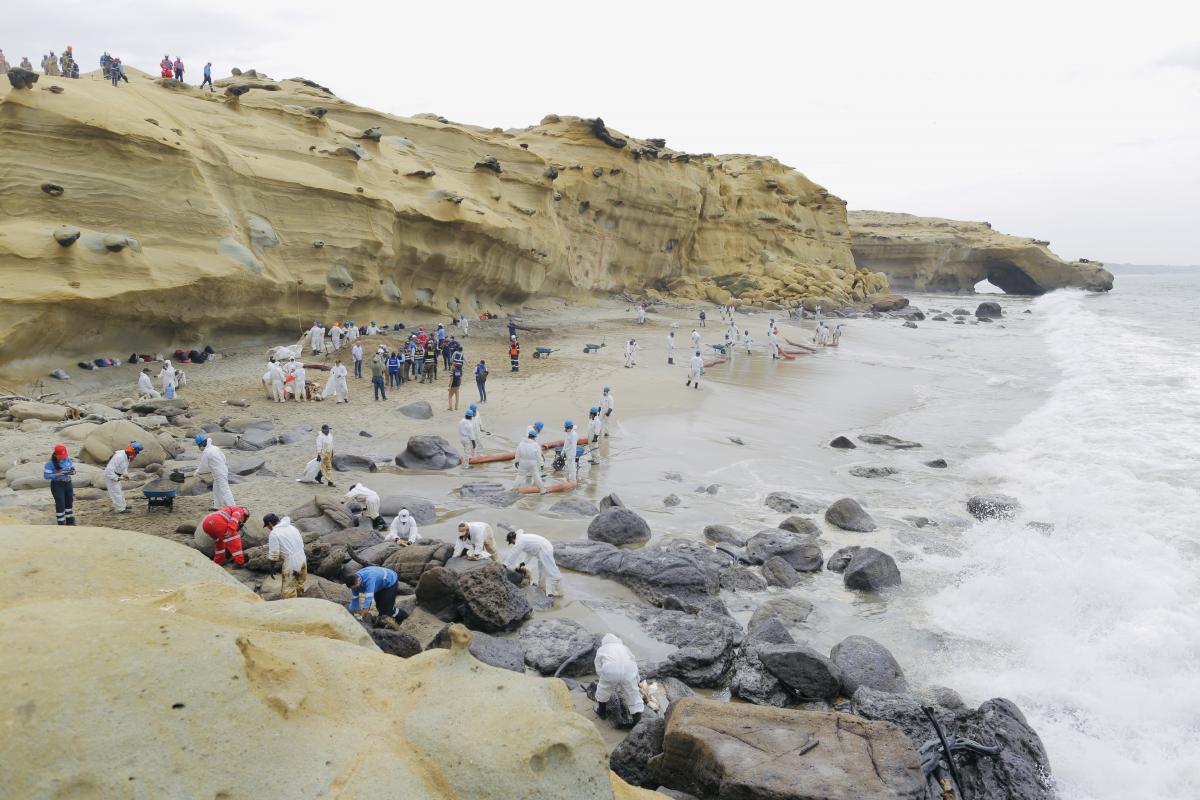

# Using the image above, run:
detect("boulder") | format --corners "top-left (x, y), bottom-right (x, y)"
top-left (370, 628), bottom-right (423, 658)
top-left (651, 698), bottom-right (925, 800)
top-left (9, 401), bottom-right (71, 422)
top-left (554, 540), bottom-right (719, 613)
top-left (758, 644), bottom-right (844, 701)
top-left (7, 68), bottom-right (40, 90)
top-left (518, 618), bottom-right (598, 676)
top-left (830, 636), bottom-right (908, 694)
top-left (762, 556), bottom-right (802, 588)
top-left (842, 547), bottom-right (901, 591)
top-left (221, 417), bottom-right (272, 434)
top-left (59, 422), bottom-right (99, 442)
top-left (849, 466), bottom-right (898, 479)
top-left (378, 495), bottom-right (437, 524)
top-left (829, 435), bottom-right (857, 449)
top-left (588, 507), bottom-right (651, 546)
top-left (332, 453), bottom-right (378, 472)
top-left (719, 565), bottom-right (768, 592)
top-left (730, 647), bottom-right (790, 707)
top-left (130, 398), bottom-right (190, 417)
top-left (745, 530), bottom-right (823, 572)
top-left (663, 494), bottom-right (681, 507)
top-left (778, 516), bottom-right (819, 536)
top-left (397, 401), bottom-right (434, 420)
top-left (702, 524), bottom-right (747, 547)
top-left (549, 497), bottom-right (600, 517)
top-left (856, 434), bottom-right (921, 449)
top-left (850, 686), bottom-right (957, 751)
top-left (225, 455), bottom-right (266, 476)
top-left (599, 492), bottom-right (625, 510)
top-left (610, 714), bottom-right (666, 788)
top-left (456, 562), bottom-right (531, 632)
top-left (976, 301), bottom-right (1003, 319)
top-left (924, 458), bottom-right (948, 469)
top-left (82, 420), bottom-right (167, 466)
top-left (748, 596), bottom-right (814, 631)
top-left (397, 607), bottom-right (450, 650)
top-left (764, 491), bottom-right (822, 514)
top-left (967, 493), bottom-right (1021, 521)
top-left (395, 436), bottom-right (461, 470)
top-left (430, 627), bottom-right (525, 672)
top-left (826, 545), bottom-right (861, 573)
top-left (954, 698), bottom-right (1056, 800)
top-left (415, 566), bottom-right (462, 616)
top-left (824, 498), bottom-right (877, 532)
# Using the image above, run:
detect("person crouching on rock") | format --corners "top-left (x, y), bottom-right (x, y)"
top-left (344, 482), bottom-right (384, 530)
top-left (595, 634), bottom-right (645, 725)
top-left (44, 444), bottom-right (77, 526)
top-left (503, 529), bottom-right (561, 597)
top-left (263, 513), bottom-right (306, 598)
top-left (345, 566), bottom-right (406, 629)
top-left (386, 508), bottom-right (421, 545)
top-left (137, 368), bottom-right (161, 399)
top-left (454, 521), bottom-right (498, 561)
top-left (201, 506), bottom-right (250, 567)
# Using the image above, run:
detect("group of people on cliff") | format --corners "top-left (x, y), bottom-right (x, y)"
top-left (2, 45), bottom-right (215, 91)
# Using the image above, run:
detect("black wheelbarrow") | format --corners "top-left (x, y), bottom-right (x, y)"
top-left (143, 470), bottom-right (186, 512)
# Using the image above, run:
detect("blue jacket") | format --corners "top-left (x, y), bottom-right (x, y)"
top-left (387, 356), bottom-right (400, 372)
top-left (43, 457), bottom-right (74, 482)
top-left (349, 566), bottom-right (398, 611)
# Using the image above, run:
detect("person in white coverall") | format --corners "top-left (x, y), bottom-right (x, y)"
top-left (344, 483), bottom-right (382, 526)
top-left (742, 329), bottom-right (754, 355)
top-left (159, 360), bottom-right (177, 397)
top-left (637, 304), bottom-right (646, 324)
top-left (104, 442), bottom-right (139, 513)
top-left (264, 358), bottom-right (286, 402)
top-left (386, 509), bottom-right (421, 544)
top-left (315, 424), bottom-right (335, 486)
top-left (196, 435), bottom-right (236, 509)
top-left (686, 351), bottom-right (705, 389)
top-left (470, 404), bottom-right (485, 442)
top-left (459, 411), bottom-right (477, 459)
top-left (512, 432), bottom-right (547, 493)
top-left (562, 420), bottom-right (580, 483)
top-left (137, 368), bottom-right (160, 399)
top-left (666, 331), bottom-right (676, 365)
top-left (690, 329), bottom-right (701, 350)
top-left (264, 513), bottom-right (307, 598)
top-left (454, 521), bottom-right (498, 560)
top-left (504, 529), bottom-right (561, 596)
top-left (330, 323), bottom-right (343, 351)
top-left (309, 323), bottom-right (324, 355)
top-left (587, 408), bottom-right (604, 463)
top-left (623, 338), bottom-right (639, 368)
top-left (322, 359), bottom-right (349, 403)
top-left (599, 387), bottom-right (614, 437)
top-left (594, 633), bottom-right (644, 721)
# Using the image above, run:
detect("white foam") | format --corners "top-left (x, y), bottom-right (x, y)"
top-left (925, 291), bottom-right (1200, 800)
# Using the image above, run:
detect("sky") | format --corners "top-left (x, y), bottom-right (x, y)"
top-left (6, 0), bottom-right (1199, 265)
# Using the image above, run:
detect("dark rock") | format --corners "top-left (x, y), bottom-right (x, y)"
top-left (548, 497), bottom-right (600, 517)
top-left (651, 698), bottom-right (925, 800)
top-left (474, 155), bottom-right (502, 173)
top-left (599, 492), bottom-right (625, 510)
top-left (857, 434), bottom-right (922, 449)
top-left (370, 628), bottom-right (422, 658)
top-left (745, 530), bottom-right (823, 572)
top-left (395, 435), bottom-right (462, 470)
top-left (762, 556), bottom-right (802, 588)
top-left (663, 493), bottom-right (681, 507)
top-left (225, 84), bottom-right (251, 97)
top-left (306, 106), bottom-right (328, 117)
top-left (778, 516), bottom-right (819, 536)
top-left (830, 435), bottom-right (857, 449)
top-left (661, 677), bottom-right (695, 705)
top-left (378, 494), bottom-right (437, 523)
top-left (430, 627), bottom-right (525, 672)
top-left (759, 644), bottom-right (844, 701)
top-left (719, 565), bottom-right (768, 592)
top-left (730, 648), bottom-right (790, 707)
top-left (967, 493), bottom-right (1021, 521)
top-left (924, 459), bottom-right (948, 469)
top-left (976, 301), bottom-right (1003, 319)
top-left (7, 68), bottom-right (40, 90)
top-left (397, 401), bottom-right (433, 420)
top-left (955, 698), bottom-right (1056, 800)
top-left (702, 524), bottom-right (748, 546)
top-left (953, 308), bottom-right (970, 316)
top-left (381, 542), bottom-right (452, 585)
top-left (663, 471), bottom-right (683, 482)
top-left (610, 715), bottom-right (666, 788)
top-left (826, 545), bottom-right (861, 573)
top-left (591, 117), bottom-right (627, 148)
top-left (748, 596), bottom-right (814, 631)
top-left (361, 126), bottom-right (382, 141)
top-left (455, 562), bottom-right (531, 633)
top-left (1026, 521), bottom-right (1055, 534)
top-left (849, 466), bottom-right (898, 479)
top-left (554, 540), bottom-right (720, 612)
top-left (824, 497), bottom-right (878, 532)
top-left (397, 607), bottom-right (450, 650)
top-left (764, 491), bottom-right (823, 514)
top-left (518, 618), bottom-right (598, 676)
top-left (902, 320), bottom-right (919, 329)
top-left (414, 566), bottom-right (461, 616)
top-left (52, 225), bottom-right (80, 247)
top-left (332, 453), bottom-right (378, 472)
top-left (588, 507), bottom-right (651, 546)
top-left (745, 617), bottom-right (795, 646)
top-left (850, 686), bottom-right (949, 747)
top-left (830, 635), bottom-right (908, 694)
top-left (871, 295), bottom-right (910, 312)
top-left (843, 547), bottom-right (901, 591)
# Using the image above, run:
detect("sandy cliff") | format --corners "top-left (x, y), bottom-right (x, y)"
top-left (0, 525), bottom-right (660, 800)
top-left (0, 69), bottom-right (886, 366)
top-left (849, 210), bottom-right (1114, 295)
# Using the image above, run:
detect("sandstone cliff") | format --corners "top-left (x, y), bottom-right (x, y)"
top-left (0, 69), bottom-right (886, 365)
top-left (849, 210), bottom-right (1114, 295)
top-left (0, 524), bottom-right (660, 799)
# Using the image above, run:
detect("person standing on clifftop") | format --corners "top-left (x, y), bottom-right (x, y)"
top-left (200, 62), bottom-right (213, 92)
top-left (173, 57), bottom-right (184, 82)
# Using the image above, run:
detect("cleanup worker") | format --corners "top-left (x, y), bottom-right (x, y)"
top-left (138, 368), bottom-right (161, 399)
top-left (195, 435), bottom-right (236, 510)
top-left (263, 513), bottom-right (306, 598)
top-left (509, 336), bottom-right (520, 372)
top-left (666, 330), bottom-right (676, 365)
top-left (587, 407), bottom-right (603, 464)
top-left (637, 304), bottom-right (646, 324)
top-left (454, 521), bottom-right (498, 561)
top-left (386, 509), bottom-right (421, 544)
top-left (309, 322), bottom-right (324, 355)
top-left (687, 350), bottom-right (705, 389)
top-left (44, 444), bottom-right (77, 526)
top-left (525, 420), bottom-right (544, 440)
top-left (562, 420), bottom-right (580, 483)
top-left (104, 441), bottom-right (141, 513)
top-left (345, 566), bottom-right (405, 626)
top-left (344, 482), bottom-right (383, 529)
top-left (690, 329), bottom-right (701, 351)
top-left (470, 403), bottom-right (487, 443)
top-left (459, 411), bottom-right (477, 459)
top-left (159, 360), bottom-right (178, 398)
top-left (503, 529), bottom-right (561, 597)
top-left (201, 61), bottom-right (213, 91)
top-left (316, 424), bottom-right (336, 486)
top-left (201, 506), bottom-right (250, 566)
top-left (323, 359), bottom-right (349, 403)
top-left (511, 431), bottom-right (546, 493)
top-left (330, 322), bottom-right (343, 351)
top-left (594, 634), bottom-right (644, 724)
top-left (264, 358), bottom-right (286, 402)
top-left (623, 338), bottom-right (639, 368)
top-left (599, 386), bottom-right (614, 437)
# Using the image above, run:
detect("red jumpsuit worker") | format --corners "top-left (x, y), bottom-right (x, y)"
top-left (201, 506), bottom-right (250, 566)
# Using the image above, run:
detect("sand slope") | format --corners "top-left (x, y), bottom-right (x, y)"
top-left (0, 69), bottom-right (886, 364)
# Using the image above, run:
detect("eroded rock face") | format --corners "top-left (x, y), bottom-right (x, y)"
top-left (850, 210), bottom-right (1114, 295)
top-left (0, 526), bottom-right (660, 800)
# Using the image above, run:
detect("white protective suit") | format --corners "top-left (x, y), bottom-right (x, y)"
top-left (742, 330), bottom-right (754, 354)
top-left (298, 458), bottom-right (322, 483)
top-left (623, 340), bottom-right (638, 368)
top-left (323, 363), bottom-right (349, 402)
top-left (309, 324), bottom-right (324, 354)
top-left (666, 333), bottom-right (676, 363)
top-left (599, 392), bottom-right (614, 436)
top-left (471, 411), bottom-right (484, 442)
top-left (347, 325), bottom-right (358, 343)
top-left (690, 330), bottom-right (701, 350)
top-left (264, 361), bottom-right (286, 402)
top-left (562, 425), bottom-right (580, 483)
top-left (511, 437), bottom-right (546, 493)
top-left (197, 441), bottom-right (236, 508)
top-left (290, 363), bottom-right (307, 401)
top-left (453, 521), bottom-right (497, 560)
top-left (103, 449), bottom-right (130, 511)
top-left (767, 330), bottom-right (780, 359)
top-left (687, 353), bottom-right (705, 387)
top-left (459, 417), bottom-right (477, 458)
top-left (345, 483), bottom-right (380, 519)
top-left (459, 315), bottom-right (469, 336)
top-left (594, 634), bottom-right (644, 714)
top-left (159, 361), bottom-right (177, 394)
top-left (267, 517), bottom-right (307, 575)
top-left (587, 415), bottom-right (603, 458)
top-left (503, 530), bottom-right (561, 595)
top-left (330, 325), bottom-right (343, 351)
top-left (386, 509), bottom-right (421, 544)
top-left (637, 305), bottom-right (646, 324)
top-left (137, 372), bottom-right (161, 399)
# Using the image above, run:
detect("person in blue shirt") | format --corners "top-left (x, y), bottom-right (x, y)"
top-left (44, 444), bottom-right (77, 526)
top-left (474, 359), bottom-right (489, 402)
top-left (200, 61), bottom-right (213, 92)
top-left (386, 352), bottom-right (401, 388)
top-left (395, 347), bottom-right (408, 385)
top-left (344, 566), bottom-right (406, 626)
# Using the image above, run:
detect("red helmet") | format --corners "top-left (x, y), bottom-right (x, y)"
top-left (53, 444), bottom-right (68, 459)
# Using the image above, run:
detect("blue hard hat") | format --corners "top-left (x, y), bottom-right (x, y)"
top-left (469, 403), bottom-right (478, 411)
top-left (194, 434), bottom-right (207, 446)
top-left (603, 386), bottom-right (610, 392)
top-left (534, 421), bottom-right (544, 431)
top-left (564, 420), bottom-right (574, 429)
top-left (528, 431), bottom-right (537, 438)
top-left (130, 441), bottom-right (143, 453)
top-left (466, 410), bottom-right (474, 419)
top-left (590, 406), bottom-right (599, 414)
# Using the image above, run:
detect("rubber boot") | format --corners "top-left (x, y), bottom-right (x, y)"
top-left (595, 701), bottom-right (607, 719)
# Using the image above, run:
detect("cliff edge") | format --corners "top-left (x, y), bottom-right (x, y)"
top-left (849, 210), bottom-right (1113, 295)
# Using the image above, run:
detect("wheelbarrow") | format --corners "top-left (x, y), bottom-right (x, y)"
top-left (142, 470), bottom-right (187, 512)
top-left (552, 444), bottom-right (587, 472)
top-left (582, 342), bottom-right (606, 354)
top-left (532, 347), bottom-right (558, 359)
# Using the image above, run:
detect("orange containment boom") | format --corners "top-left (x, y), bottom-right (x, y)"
top-left (515, 481), bottom-right (577, 494)
top-left (468, 452), bottom-right (516, 464)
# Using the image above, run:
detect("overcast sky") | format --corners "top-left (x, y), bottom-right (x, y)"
top-left (7, 0), bottom-right (1198, 264)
